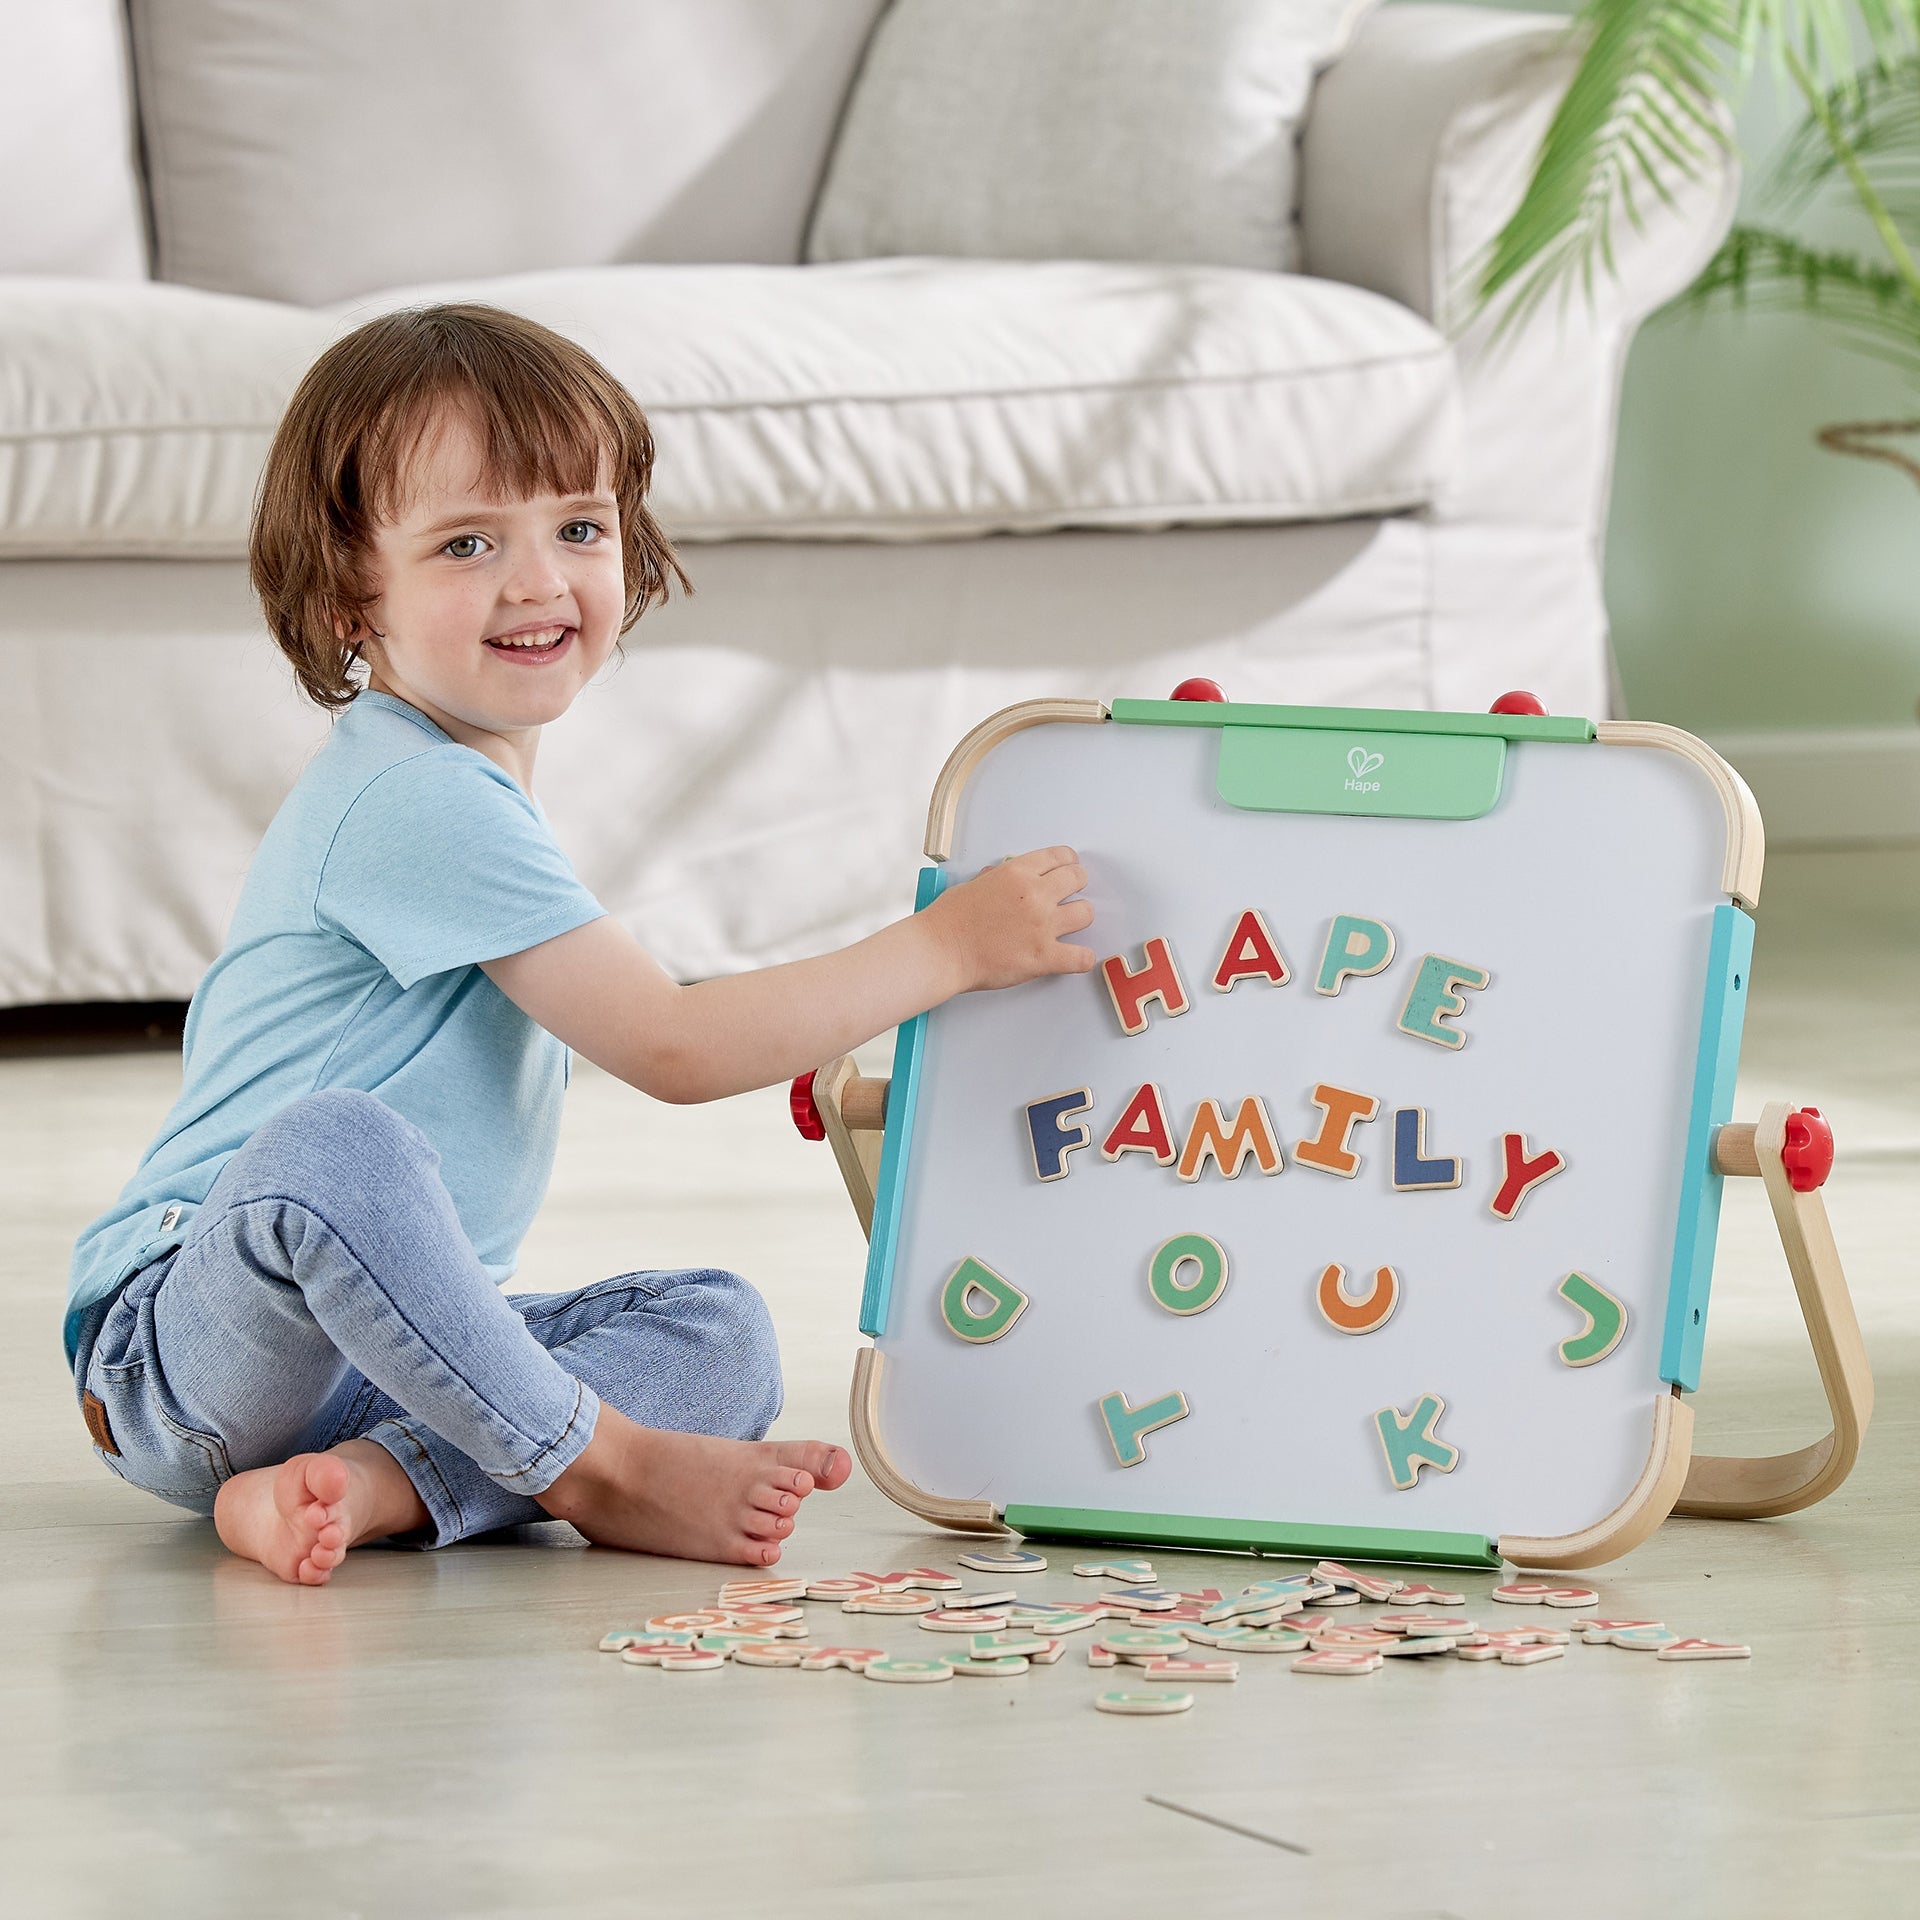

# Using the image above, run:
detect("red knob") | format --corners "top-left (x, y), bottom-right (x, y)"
top-left (1170, 677), bottom-right (1227, 703)
top-left (1490, 690), bottom-right (1548, 716)
top-left (1782, 1107), bottom-right (1834, 1192)
top-left (789, 1071), bottom-right (826, 1141)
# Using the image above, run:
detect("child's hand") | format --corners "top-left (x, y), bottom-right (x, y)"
top-left (926, 845), bottom-right (1096, 994)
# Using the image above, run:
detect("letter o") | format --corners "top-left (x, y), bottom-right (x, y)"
top-left (1148, 1233), bottom-right (1229, 1316)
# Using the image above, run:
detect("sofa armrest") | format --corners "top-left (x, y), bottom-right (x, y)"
top-left (1300, 3), bottom-right (1737, 529)
top-left (1302, 4), bottom-right (1733, 331)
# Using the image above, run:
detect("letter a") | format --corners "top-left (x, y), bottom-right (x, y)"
top-left (1100, 937), bottom-right (1189, 1036)
top-left (1212, 909), bottom-right (1290, 992)
top-left (1101, 1083), bottom-right (1177, 1165)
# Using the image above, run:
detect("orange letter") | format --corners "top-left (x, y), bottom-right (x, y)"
top-left (1212, 909), bottom-right (1290, 992)
top-left (1101, 1082), bottom-right (1177, 1165)
top-left (1178, 1096), bottom-right (1283, 1182)
top-left (1316, 1263), bottom-right (1400, 1334)
top-left (1100, 936), bottom-right (1190, 1036)
top-left (1294, 1084), bottom-right (1380, 1178)
top-left (1490, 1132), bottom-right (1566, 1220)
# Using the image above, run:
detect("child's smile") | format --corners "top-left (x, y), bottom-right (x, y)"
top-left (484, 621), bottom-right (574, 663)
top-left (357, 401), bottom-right (626, 784)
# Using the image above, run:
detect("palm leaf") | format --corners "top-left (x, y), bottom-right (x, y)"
top-left (1476, 0), bottom-right (1732, 326)
top-left (1476, 0), bottom-right (1920, 323)
top-left (1681, 223), bottom-right (1920, 373)
top-left (1770, 53), bottom-right (1920, 233)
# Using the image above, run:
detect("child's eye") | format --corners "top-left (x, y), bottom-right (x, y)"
top-left (559, 520), bottom-right (604, 545)
top-left (442, 533), bottom-right (487, 559)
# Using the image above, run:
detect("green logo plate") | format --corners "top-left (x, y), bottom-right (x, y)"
top-left (1215, 726), bottom-right (1507, 820)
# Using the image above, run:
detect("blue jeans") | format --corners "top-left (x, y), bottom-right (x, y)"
top-left (74, 1089), bottom-right (784, 1546)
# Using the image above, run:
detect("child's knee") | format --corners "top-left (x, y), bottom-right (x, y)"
top-left (695, 1270), bottom-right (783, 1427)
top-left (243, 1089), bottom-right (437, 1196)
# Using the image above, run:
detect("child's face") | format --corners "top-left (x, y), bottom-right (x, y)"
top-left (358, 403), bottom-right (625, 738)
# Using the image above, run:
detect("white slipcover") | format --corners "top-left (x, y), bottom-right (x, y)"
top-left (0, 261), bottom-right (1458, 555)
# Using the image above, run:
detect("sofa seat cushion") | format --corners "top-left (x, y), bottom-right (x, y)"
top-left (0, 260), bottom-right (1457, 556)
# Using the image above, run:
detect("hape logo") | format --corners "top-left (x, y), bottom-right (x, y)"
top-left (1345, 744), bottom-right (1384, 793)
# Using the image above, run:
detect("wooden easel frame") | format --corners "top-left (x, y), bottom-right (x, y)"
top-left (804, 700), bottom-right (1872, 1566)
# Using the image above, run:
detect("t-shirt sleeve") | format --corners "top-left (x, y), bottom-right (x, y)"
top-left (315, 748), bottom-right (606, 989)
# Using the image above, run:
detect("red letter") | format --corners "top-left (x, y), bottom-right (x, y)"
top-left (1490, 1132), bottom-right (1566, 1220)
top-left (1101, 1083), bottom-right (1177, 1165)
top-left (1100, 937), bottom-right (1189, 1036)
top-left (1212, 909), bottom-right (1290, 992)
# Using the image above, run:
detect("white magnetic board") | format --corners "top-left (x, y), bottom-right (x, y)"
top-left (867, 712), bottom-right (1743, 1552)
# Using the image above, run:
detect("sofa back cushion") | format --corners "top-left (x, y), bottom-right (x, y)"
top-left (129, 0), bottom-right (888, 306)
top-left (808, 0), bottom-right (1373, 274)
top-left (0, 0), bottom-right (147, 277)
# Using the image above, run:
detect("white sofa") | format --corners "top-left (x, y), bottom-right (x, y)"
top-left (0, 0), bottom-right (1735, 1008)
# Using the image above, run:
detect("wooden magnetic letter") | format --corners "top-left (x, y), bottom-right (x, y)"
top-left (1374, 1393), bottom-right (1460, 1489)
top-left (1491, 1133), bottom-right (1567, 1219)
top-left (1392, 1108), bottom-right (1461, 1192)
top-left (1177, 1096), bottom-right (1283, 1182)
top-left (1148, 1233), bottom-right (1229, 1317)
top-left (1101, 937), bottom-right (1189, 1036)
top-left (1211, 908), bottom-right (1290, 992)
top-left (1025, 1088), bottom-right (1094, 1181)
top-left (1556, 1272), bottom-right (1628, 1366)
top-left (1314, 915), bottom-right (1395, 996)
top-left (1100, 1083), bottom-right (1177, 1165)
top-left (1316, 1263), bottom-right (1400, 1335)
top-left (1396, 953), bottom-right (1490, 1049)
top-left (940, 1256), bottom-right (1030, 1344)
top-left (1295, 1084), bottom-right (1380, 1178)
top-left (1099, 1389), bottom-right (1191, 1467)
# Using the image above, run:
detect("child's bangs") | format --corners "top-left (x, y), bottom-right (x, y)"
top-left (367, 368), bottom-right (623, 525)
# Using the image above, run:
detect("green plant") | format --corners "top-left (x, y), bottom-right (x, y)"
top-left (1482, 0), bottom-right (1920, 485)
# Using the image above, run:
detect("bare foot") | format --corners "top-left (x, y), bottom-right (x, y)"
top-left (213, 1439), bottom-right (429, 1586)
top-left (536, 1404), bottom-right (851, 1565)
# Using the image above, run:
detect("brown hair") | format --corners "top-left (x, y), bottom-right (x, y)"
top-left (250, 303), bottom-right (689, 710)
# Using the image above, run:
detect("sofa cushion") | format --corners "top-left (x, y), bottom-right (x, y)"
top-left (127, 0), bottom-right (889, 306)
top-left (809, 0), bottom-right (1374, 276)
top-left (0, 0), bottom-right (147, 278)
top-left (0, 261), bottom-right (1457, 556)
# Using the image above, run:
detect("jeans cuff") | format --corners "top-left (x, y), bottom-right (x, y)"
top-left (495, 1375), bottom-right (601, 1494)
top-left (361, 1416), bottom-right (467, 1549)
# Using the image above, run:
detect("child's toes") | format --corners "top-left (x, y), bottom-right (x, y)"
top-left (749, 1484), bottom-right (799, 1518)
top-left (789, 1442), bottom-right (850, 1489)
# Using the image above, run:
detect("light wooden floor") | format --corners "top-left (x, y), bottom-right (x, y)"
top-left (2, 850), bottom-right (1916, 1918)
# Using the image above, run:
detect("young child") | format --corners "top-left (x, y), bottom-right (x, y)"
top-left (66, 304), bottom-right (1094, 1586)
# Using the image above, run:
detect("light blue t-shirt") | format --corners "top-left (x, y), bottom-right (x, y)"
top-left (66, 691), bottom-right (605, 1360)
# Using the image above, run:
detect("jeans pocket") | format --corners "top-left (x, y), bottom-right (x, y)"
top-left (87, 1358), bottom-right (234, 1512)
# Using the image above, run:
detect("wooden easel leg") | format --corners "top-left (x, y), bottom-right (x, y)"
top-left (1677, 1102), bottom-right (1873, 1520)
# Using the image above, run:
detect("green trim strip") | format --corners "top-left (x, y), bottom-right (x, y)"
top-left (1112, 696), bottom-right (1593, 745)
top-left (1002, 1504), bottom-right (1501, 1569)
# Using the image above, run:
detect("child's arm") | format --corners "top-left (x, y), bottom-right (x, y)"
top-left (482, 845), bottom-right (1094, 1104)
